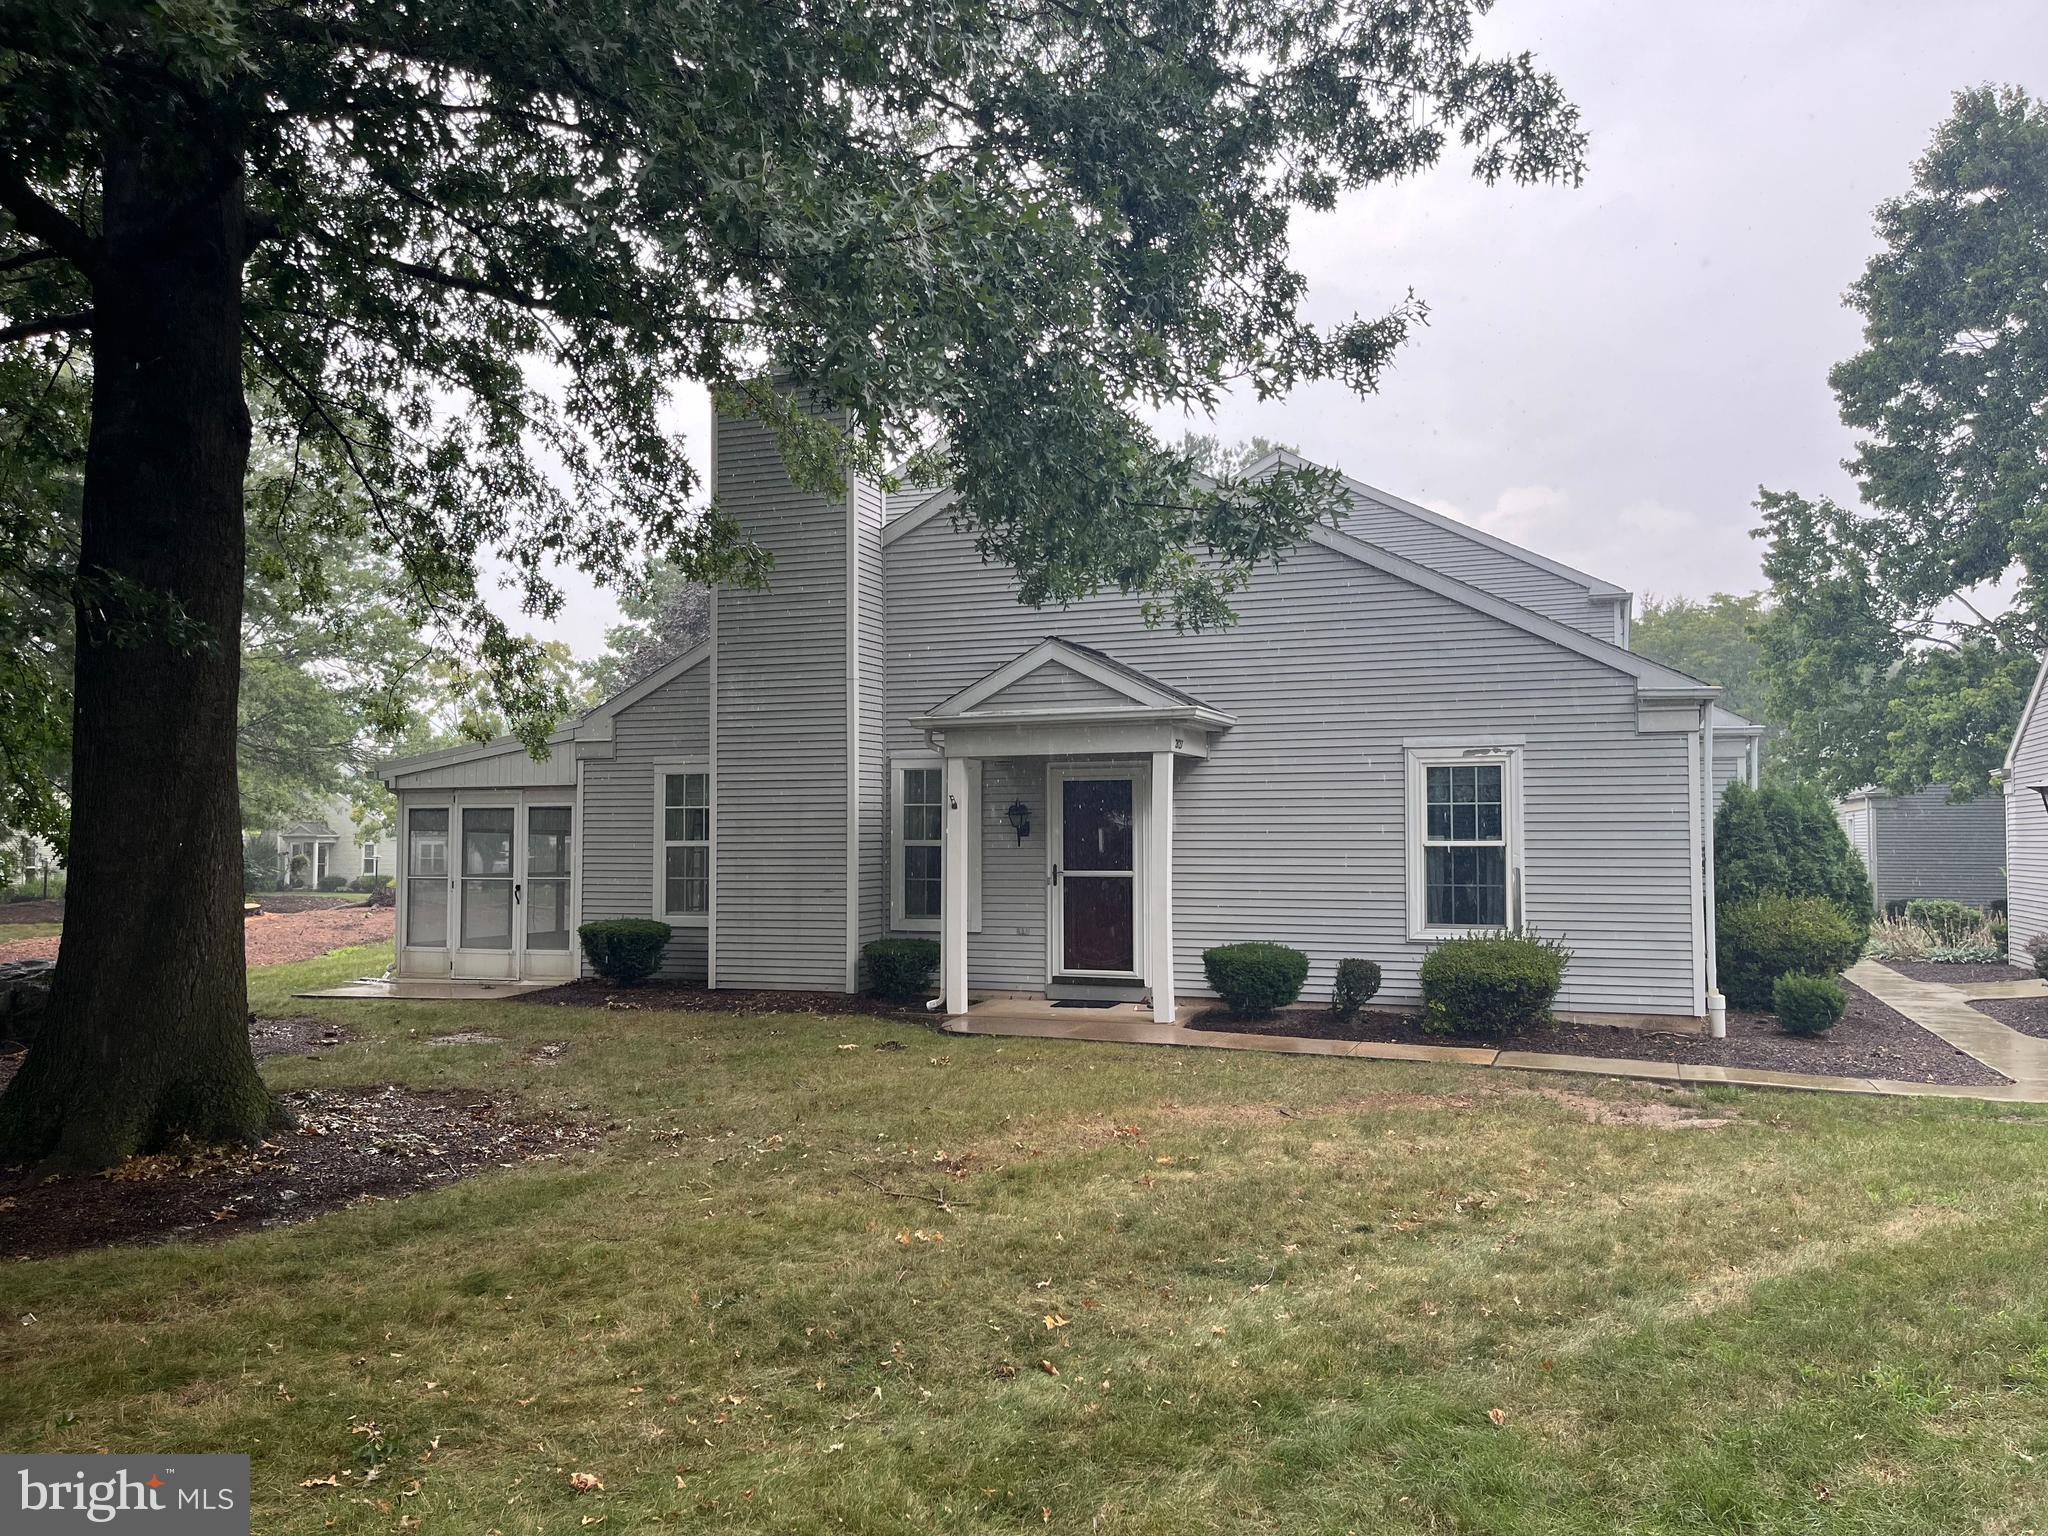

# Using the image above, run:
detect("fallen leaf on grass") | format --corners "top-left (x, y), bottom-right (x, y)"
top-left (298, 1474), bottom-right (341, 1489)
top-left (1040, 1360), bottom-right (1059, 1377)
top-left (1043, 1314), bottom-right (1069, 1330)
top-left (568, 1472), bottom-right (604, 1492)
top-left (1487, 1408), bottom-right (1508, 1428)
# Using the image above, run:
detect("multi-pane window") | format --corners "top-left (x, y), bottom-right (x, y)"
top-left (900, 767), bottom-right (943, 920)
top-left (361, 841), bottom-right (380, 877)
top-left (1421, 761), bottom-right (1509, 929)
top-left (662, 771), bottom-right (710, 916)
top-left (405, 808), bottom-right (449, 947)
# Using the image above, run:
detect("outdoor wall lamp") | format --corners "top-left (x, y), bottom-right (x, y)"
top-left (2033, 784), bottom-right (2048, 815)
top-left (1005, 800), bottom-right (1032, 843)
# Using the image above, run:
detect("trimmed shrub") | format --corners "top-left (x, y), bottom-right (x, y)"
top-left (1772, 972), bottom-right (1847, 1036)
top-left (1332, 958), bottom-right (1382, 1020)
top-left (1419, 931), bottom-right (1570, 1036)
top-left (2029, 934), bottom-right (2048, 980)
top-left (1203, 942), bottom-right (1310, 1017)
top-left (1717, 893), bottom-right (1862, 1009)
top-left (863, 938), bottom-right (940, 1001)
top-left (317, 874), bottom-right (349, 892)
top-left (1715, 780), bottom-right (1873, 937)
top-left (1905, 898), bottom-right (1981, 945)
top-left (577, 918), bottom-right (672, 984)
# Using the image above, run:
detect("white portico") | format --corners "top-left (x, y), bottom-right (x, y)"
top-left (912, 639), bottom-right (1234, 1024)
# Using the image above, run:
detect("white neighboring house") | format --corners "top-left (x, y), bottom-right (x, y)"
top-left (1833, 786), bottom-right (2006, 914)
top-left (1999, 656), bottom-right (2048, 961)
top-left (268, 794), bottom-right (397, 889)
top-left (380, 401), bottom-right (1766, 1025)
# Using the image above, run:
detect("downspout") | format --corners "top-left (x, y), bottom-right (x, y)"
top-left (1703, 704), bottom-right (1725, 1037)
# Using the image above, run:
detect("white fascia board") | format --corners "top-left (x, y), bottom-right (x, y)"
top-left (928, 637), bottom-right (1194, 716)
top-left (379, 726), bottom-right (574, 785)
top-left (2005, 652), bottom-right (2048, 773)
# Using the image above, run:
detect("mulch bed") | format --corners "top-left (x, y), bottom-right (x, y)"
top-left (0, 1086), bottom-right (606, 1260)
top-left (0, 904), bottom-right (395, 969)
top-left (0, 897), bottom-right (64, 924)
top-left (1188, 981), bottom-right (2007, 1087)
top-left (250, 1015), bottom-right (352, 1059)
top-left (1881, 960), bottom-right (2035, 984)
top-left (1969, 996), bottom-right (2048, 1043)
top-left (252, 892), bottom-right (376, 914)
top-left (515, 978), bottom-right (940, 1024)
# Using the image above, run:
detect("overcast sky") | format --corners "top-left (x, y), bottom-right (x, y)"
top-left (504, 0), bottom-right (2048, 660)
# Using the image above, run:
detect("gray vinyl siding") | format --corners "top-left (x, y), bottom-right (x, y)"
top-left (856, 475), bottom-right (890, 959)
top-left (1866, 788), bottom-right (2005, 910)
top-left (2010, 683), bottom-right (2048, 959)
top-left (388, 745), bottom-right (575, 790)
top-left (579, 665), bottom-right (711, 980)
top-left (713, 409), bottom-right (854, 990)
top-left (1337, 489), bottom-right (1622, 642)
top-left (887, 521), bottom-right (1700, 1016)
top-left (1710, 733), bottom-right (1752, 808)
top-left (977, 662), bottom-right (1133, 713)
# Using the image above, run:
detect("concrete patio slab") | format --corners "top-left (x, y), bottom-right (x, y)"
top-left (296, 977), bottom-right (561, 1001)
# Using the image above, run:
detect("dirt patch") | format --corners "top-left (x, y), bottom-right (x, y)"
top-left (249, 892), bottom-right (374, 914)
top-left (0, 903), bottom-right (393, 969)
top-left (516, 978), bottom-right (938, 1024)
top-left (1188, 982), bottom-right (2007, 1087)
top-left (1969, 995), bottom-right (2048, 1042)
top-left (0, 1086), bottom-right (605, 1260)
top-left (1531, 1085), bottom-right (1734, 1130)
top-left (526, 1040), bottom-right (571, 1065)
top-left (428, 1030), bottom-right (505, 1046)
top-left (1882, 960), bottom-right (2035, 984)
top-left (250, 1015), bottom-right (352, 1059)
top-left (0, 897), bottom-right (63, 924)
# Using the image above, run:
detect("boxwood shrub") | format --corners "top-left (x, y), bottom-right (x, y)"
top-left (1717, 892), bottom-right (1862, 1009)
top-left (1772, 971), bottom-right (1847, 1036)
top-left (1203, 942), bottom-right (1309, 1017)
top-left (577, 918), bottom-right (672, 984)
top-left (1332, 958), bottom-right (1382, 1020)
top-left (1904, 898), bottom-right (1981, 945)
top-left (1419, 931), bottom-right (1570, 1035)
top-left (863, 938), bottom-right (940, 1001)
top-left (2029, 933), bottom-right (2048, 980)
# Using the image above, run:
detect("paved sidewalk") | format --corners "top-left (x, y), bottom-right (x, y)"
top-left (1846, 960), bottom-right (2048, 1089)
top-left (945, 979), bottom-right (2048, 1105)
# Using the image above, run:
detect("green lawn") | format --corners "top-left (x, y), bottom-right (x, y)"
top-left (0, 921), bottom-right (59, 944)
top-left (6, 943), bottom-right (2048, 1533)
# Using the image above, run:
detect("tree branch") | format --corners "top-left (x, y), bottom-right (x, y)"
top-left (0, 311), bottom-right (91, 345)
top-left (0, 159), bottom-right (99, 275)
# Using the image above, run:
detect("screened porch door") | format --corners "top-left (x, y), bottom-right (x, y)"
top-left (447, 797), bottom-right (575, 981)
top-left (1050, 770), bottom-right (1141, 979)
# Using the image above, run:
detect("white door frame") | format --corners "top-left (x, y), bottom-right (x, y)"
top-left (1045, 761), bottom-right (1149, 983)
top-left (450, 793), bottom-right (521, 981)
top-left (520, 795), bottom-right (577, 981)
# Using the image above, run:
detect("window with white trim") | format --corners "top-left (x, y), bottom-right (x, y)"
top-left (891, 759), bottom-right (981, 932)
top-left (661, 770), bottom-right (710, 919)
top-left (360, 841), bottom-right (380, 877)
top-left (1407, 748), bottom-right (1520, 935)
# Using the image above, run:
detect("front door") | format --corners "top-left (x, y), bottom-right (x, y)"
top-left (452, 802), bottom-right (519, 980)
top-left (1053, 772), bottom-right (1140, 978)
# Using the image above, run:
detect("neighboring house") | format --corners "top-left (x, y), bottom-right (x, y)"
top-left (381, 404), bottom-right (1762, 1026)
top-left (2000, 657), bottom-right (2048, 960)
top-left (1833, 787), bottom-right (2005, 914)
top-left (267, 795), bottom-right (397, 889)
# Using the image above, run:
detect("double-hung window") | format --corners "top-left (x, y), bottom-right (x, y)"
top-left (1406, 746), bottom-right (1521, 937)
top-left (660, 768), bottom-right (710, 921)
top-left (890, 759), bottom-right (981, 933)
top-left (361, 841), bottom-right (380, 877)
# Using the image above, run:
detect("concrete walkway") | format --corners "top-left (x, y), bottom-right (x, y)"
top-left (946, 976), bottom-right (2048, 1105)
top-left (1846, 960), bottom-right (2048, 1090)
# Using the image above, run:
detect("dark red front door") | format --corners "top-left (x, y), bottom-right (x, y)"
top-left (1060, 777), bottom-right (1135, 974)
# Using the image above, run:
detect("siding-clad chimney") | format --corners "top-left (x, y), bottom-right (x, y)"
top-left (710, 399), bottom-right (886, 991)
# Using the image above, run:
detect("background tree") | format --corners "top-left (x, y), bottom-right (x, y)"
top-left (1754, 86), bottom-right (2048, 798)
top-left (585, 562), bottom-right (712, 698)
top-left (1631, 592), bottom-right (1772, 723)
top-left (0, 0), bottom-right (1583, 1166)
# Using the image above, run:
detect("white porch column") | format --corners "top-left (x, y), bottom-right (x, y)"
top-left (1148, 750), bottom-right (1176, 1024)
top-left (942, 754), bottom-right (972, 1016)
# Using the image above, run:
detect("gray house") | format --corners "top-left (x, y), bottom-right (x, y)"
top-left (1833, 786), bottom-right (2005, 914)
top-left (2000, 656), bottom-right (2048, 961)
top-left (381, 407), bottom-right (1759, 1027)
top-left (264, 794), bottom-right (397, 889)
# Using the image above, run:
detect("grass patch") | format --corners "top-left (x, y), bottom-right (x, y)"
top-left (4, 951), bottom-right (2048, 1531)
top-left (0, 921), bottom-right (60, 944)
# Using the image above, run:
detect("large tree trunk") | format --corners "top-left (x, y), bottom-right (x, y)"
top-left (0, 118), bottom-right (278, 1169)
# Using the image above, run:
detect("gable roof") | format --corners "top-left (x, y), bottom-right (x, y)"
top-left (1243, 448), bottom-right (1628, 600)
top-left (2005, 652), bottom-right (2048, 775)
top-left (1711, 704), bottom-right (1764, 736)
top-left (378, 644), bottom-right (709, 783)
top-left (920, 637), bottom-right (1233, 726)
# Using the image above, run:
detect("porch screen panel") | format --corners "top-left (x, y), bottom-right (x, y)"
top-left (526, 806), bottom-right (573, 950)
top-left (406, 808), bottom-right (450, 947)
